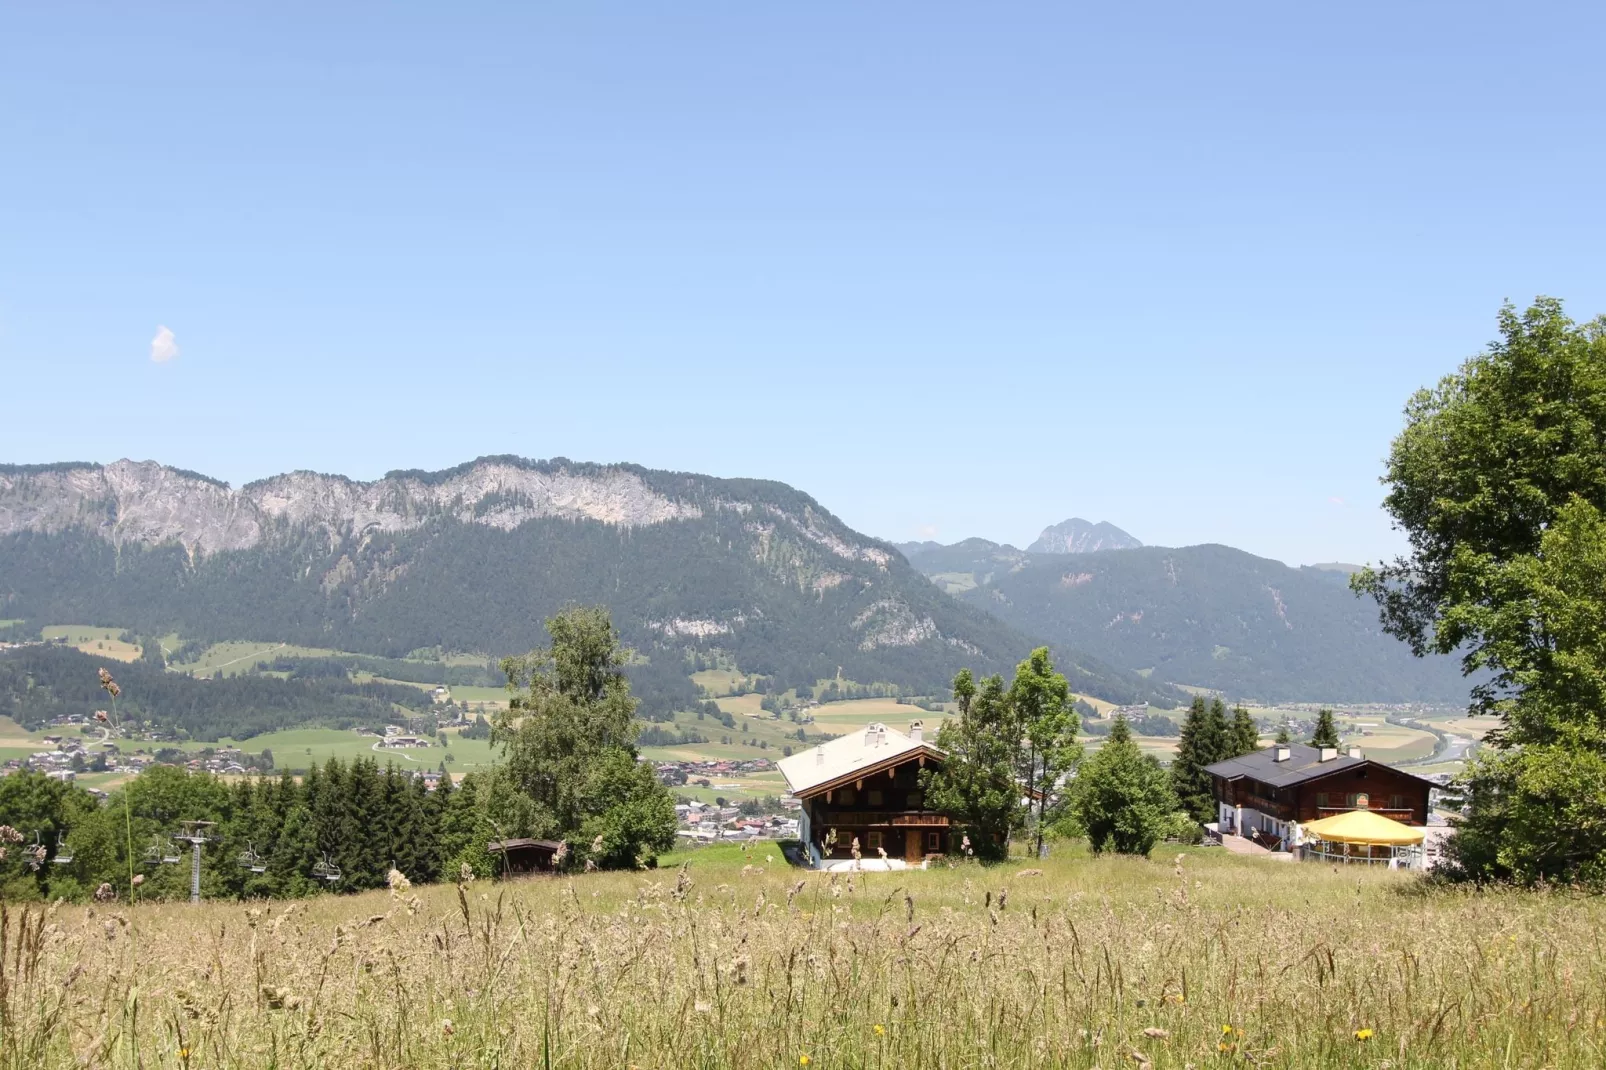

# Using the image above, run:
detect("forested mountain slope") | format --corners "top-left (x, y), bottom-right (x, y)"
top-left (908, 541), bottom-right (1470, 703)
top-left (0, 458), bottom-right (1179, 707)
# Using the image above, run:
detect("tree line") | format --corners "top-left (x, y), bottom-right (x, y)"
top-left (924, 676), bottom-right (1270, 860)
top-left (0, 646), bottom-right (434, 740)
top-left (0, 608), bottom-right (678, 902)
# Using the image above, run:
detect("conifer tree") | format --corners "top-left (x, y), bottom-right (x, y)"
top-left (1311, 708), bottom-right (1341, 748)
top-left (1275, 722), bottom-right (1292, 745)
top-left (1170, 697), bottom-right (1218, 823)
top-left (1229, 705), bottom-right (1260, 757)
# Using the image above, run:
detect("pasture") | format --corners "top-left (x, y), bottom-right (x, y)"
top-left (39, 625), bottom-right (143, 662)
top-left (2, 843), bottom-right (1598, 1069)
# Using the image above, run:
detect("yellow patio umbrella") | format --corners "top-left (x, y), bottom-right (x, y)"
top-left (1303, 810), bottom-right (1424, 846)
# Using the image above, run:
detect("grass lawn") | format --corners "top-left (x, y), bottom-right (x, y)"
top-left (14, 841), bottom-right (1601, 1068)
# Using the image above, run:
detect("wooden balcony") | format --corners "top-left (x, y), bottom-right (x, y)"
top-left (822, 811), bottom-right (950, 828)
top-left (1316, 807), bottom-right (1417, 821)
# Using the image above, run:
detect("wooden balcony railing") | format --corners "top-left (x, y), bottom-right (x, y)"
top-left (822, 811), bottom-right (950, 828)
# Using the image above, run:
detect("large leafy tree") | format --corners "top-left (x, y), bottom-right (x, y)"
top-left (495, 605), bottom-right (676, 870)
top-left (921, 669), bottom-right (1023, 861)
top-left (1008, 647), bottom-right (1082, 859)
top-left (1069, 716), bottom-right (1179, 856)
top-left (1354, 298), bottom-right (1606, 884)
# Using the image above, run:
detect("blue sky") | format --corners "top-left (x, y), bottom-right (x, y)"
top-left (3, 5), bottom-right (1603, 566)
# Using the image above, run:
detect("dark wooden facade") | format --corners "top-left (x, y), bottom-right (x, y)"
top-left (801, 753), bottom-right (949, 863)
top-left (1211, 763), bottom-right (1430, 827)
top-left (486, 838), bottom-right (563, 875)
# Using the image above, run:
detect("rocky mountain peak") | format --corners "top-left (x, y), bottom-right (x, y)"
top-left (1027, 518), bottom-right (1142, 555)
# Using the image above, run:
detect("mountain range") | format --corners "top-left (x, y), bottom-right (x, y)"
top-left (0, 459), bottom-right (1178, 708)
top-left (898, 536), bottom-right (1472, 704)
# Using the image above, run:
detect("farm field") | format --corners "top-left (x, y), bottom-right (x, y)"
top-left (5, 843), bottom-right (1599, 1069)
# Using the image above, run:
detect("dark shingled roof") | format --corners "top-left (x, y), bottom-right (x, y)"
top-left (1204, 742), bottom-right (1437, 789)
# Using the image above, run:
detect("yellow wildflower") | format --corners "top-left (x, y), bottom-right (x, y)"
top-left (873, 1023), bottom-right (885, 1036)
top-left (1354, 1028), bottom-right (1374, 1041)
top-left (800, 1056), bottom-right (811, 1067)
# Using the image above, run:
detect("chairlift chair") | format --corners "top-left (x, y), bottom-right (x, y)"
top-left (311, 855), bottom-right (342, 883)
top-left (143, 841), bottom-right (164, 866)
top-left (237, 844), bottom-right (267, 874)
top-left (52, 831), bottom-right (73, 865)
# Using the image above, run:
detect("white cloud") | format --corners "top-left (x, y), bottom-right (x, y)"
top-left (149, 325), bottom-right (179, 363)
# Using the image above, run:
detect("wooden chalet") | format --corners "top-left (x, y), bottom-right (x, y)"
top-left (778, 721), bottom-right (947, 868)
top-left (1204, 743), bottom-right (1436, 849)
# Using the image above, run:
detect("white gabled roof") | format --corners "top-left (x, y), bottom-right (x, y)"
top-left (778, 722), bottom-right (939, 797)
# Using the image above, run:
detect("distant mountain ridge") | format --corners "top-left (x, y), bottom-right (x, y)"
top-left (1027, 518), bottom-right (1142, 554)
top-left (0, 458), bottom-right (1182, 709)
top-left (900, 535), bottom-right (1471, 704)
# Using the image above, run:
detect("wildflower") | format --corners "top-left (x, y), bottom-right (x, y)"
top-left (178, 1048), bottom-right (190, 1060)
top-left (799, 1055), bottom-right (811, 1067)
top-left (1354, 1028), bottom-right (1374, 1041)
top-left (95, 709), bottom-right (110, 724)
top-left (459, 862), bottom-right (475, 883)
top-left (1222, 1025), bottom-right (1233, 1035)
top-left (132, 873), bottom-right (145, 887)
top-left (874, 1024), bottom-right (885, 1036)
top-left (94, 882), bottom-right (116, 902)
top-left (387, 868), bottom-right (411, 892)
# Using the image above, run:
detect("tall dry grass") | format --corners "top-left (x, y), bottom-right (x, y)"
top-left (1, 844), bottom-right (1602, 1069)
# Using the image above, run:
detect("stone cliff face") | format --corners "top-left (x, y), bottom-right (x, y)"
top-left (0, 459), bottom-right (705, 556)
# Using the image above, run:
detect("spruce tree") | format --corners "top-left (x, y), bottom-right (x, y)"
top-left (1170, 697), bottom-right (1217, 823)
top-left (1229, 705), bottom-right (1260, 757)
top-left (1311, 708), bottom-right (1341, 748)
top-left (1275, 722), bottom-right (1292, 745)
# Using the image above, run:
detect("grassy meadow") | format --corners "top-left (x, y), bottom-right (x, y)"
top-left (2, 843), bottom-right (1600, 1069)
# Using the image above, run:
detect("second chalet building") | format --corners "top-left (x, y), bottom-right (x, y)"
top-left (1204, 742), bottom-right (1436, 849)
top-left (778, 721), bottom-right (947, 870)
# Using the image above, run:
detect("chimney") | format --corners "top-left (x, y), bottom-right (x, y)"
top-left (816, 746), bottom-right (824, 766)
top-left (909, 720), bottom-right (924, 743)
top-left (1347, 746), bottom-right (1363, 760)
top-left (1273, 746), bottom-right (1290, 762)
top-left (865, 723), bottom-right (883, 747)
top-left (1318, 747), bottom-right (1337, 762)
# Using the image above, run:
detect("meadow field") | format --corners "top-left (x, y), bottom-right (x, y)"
top-left (1, 843), bottom-right (1599, 1069)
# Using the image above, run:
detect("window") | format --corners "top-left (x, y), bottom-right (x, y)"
top-left (906, 791), bottom-right (923, 810)
top-left (926, 831), bottom-right (940, 853)
top-left (866, 789), bottom-right (884, 807)
top-left (867, 830), bottom-right (883, 852)
top-left (837, 787), bottom-right (856, 806)
top-left (1316, 792), bottom-right (1331, 808)
top-left (1388, 794), bottom-right (1408, 811)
